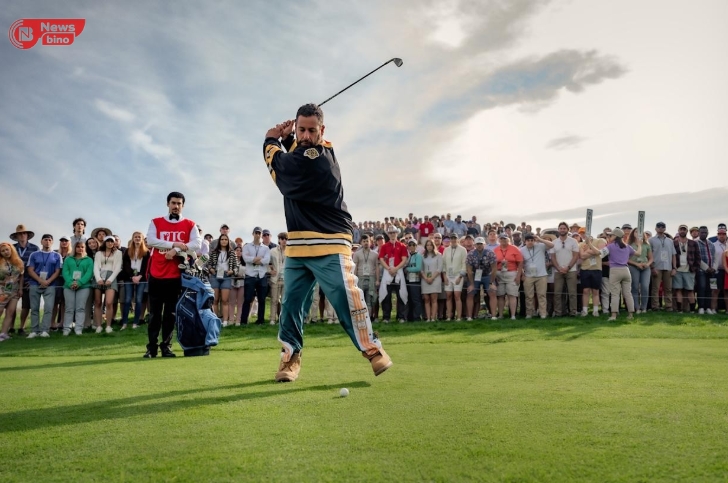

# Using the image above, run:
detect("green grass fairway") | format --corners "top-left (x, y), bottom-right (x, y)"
top-left (2, 314), bottom-right (728, 482)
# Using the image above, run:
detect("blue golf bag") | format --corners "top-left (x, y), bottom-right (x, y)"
top-left (175, 273), bottom-right (222, 356)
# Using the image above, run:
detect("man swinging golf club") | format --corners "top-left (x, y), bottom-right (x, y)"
top-left (263, 103), bottom-right (393, 381)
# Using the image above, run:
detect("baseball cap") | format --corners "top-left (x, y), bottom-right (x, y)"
top-left (262, 229), bottom-right (271, 236)
top-left (374, 234), bottom-right (385, 241)
top-left (252, 226), bottom-right (262, 233)
top-left (448, 233), bottom-right (458, 239)
top-left (611, 228), bottom-right (624, 238)
top-left (678, 224), bottom-right (688, 230)
top-left (621, 223), bottom-right (632, 230)
top-left (498, 233), bottom-right (509, 239)
top-left (656, 222), bottom-right (666, 228)
top-left (717, 223), bottom-right (726, 230)
top-left (690, 226), bottom-right (699, 232)
top-left (103, 235), bottom-right (115, 242)
top-left (59, 235), bottom-right (70, 241)
top-left (407, 239), bottom-right (417, 246)
top-left (41, 234), bottom-right (54, 240)
top-left (475, 237), bottom-right (485, 244)
top-left (220, 224), bottom-right (229, 229)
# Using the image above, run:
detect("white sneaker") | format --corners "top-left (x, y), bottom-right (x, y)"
top-left (63, 329), bottom-right (70, 336)
top-left (511, 316), bottom-right (516, 320)
top-left (466, 317), bottom-right (473, 321)
top-left (222, 321), bottom-right (228, 327)
top-left (593, 309), bottom-right (600, 317)
top-left (525, 316), bottom-right (532, 319)
top-left (491, 317), bottom-right (498, 321)
top-left (699, 308), bottom-right (705, 315)
top-left (75, 331), bottom-right (83, 336)
top-left (540, 315), bottom-right (547, 319)
top-left (27, 332), bottom-right (38, 339)
top-left (706, 309), bottom-right (715, 315)
top-left (581, 310), bottom-right (588, 317)
top-left (40, 332), bottom-right (50, 338)
top-left (105, 326), bottom-right (113, 333)
top-left (95, 326), bottom-right (103, 334)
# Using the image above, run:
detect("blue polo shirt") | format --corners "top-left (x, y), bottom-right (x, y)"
top-left (27, 250), bottom-right (62, 286)
top-left (14, 242), bottom-right (39, 267)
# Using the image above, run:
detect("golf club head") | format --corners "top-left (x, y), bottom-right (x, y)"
top-left (392, 58), bottom-right (403, 67)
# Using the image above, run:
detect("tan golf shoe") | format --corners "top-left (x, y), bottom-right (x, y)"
top-left (363, 348), bottom-right (393, 376)
top-left (275, 351), bottom-right (302, 382)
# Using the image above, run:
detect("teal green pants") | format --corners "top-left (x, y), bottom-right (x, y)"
top-left (278, 254), bottom-right (382, 361)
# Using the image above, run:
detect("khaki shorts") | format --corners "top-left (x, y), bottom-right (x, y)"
top-left (496, 271), bottom-right (519, 297)
top-left (445, 275), bottom-right (464, 292)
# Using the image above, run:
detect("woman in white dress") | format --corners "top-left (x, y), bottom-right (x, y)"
top-left (420, 240), bottom-right (443, 321)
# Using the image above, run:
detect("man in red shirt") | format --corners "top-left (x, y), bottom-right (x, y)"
top-left (378, 227), bottom-right (409, 323)
top-left (419, 216), bottom-right (435, 241)
top-left (144, 192), bottom-right (201, 358)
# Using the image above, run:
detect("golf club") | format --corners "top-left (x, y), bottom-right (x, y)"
top-left (318, 57), bottom-right (403, 107)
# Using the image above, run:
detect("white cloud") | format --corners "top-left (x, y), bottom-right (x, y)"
top-left (93, 99), bottom-right (135, 123)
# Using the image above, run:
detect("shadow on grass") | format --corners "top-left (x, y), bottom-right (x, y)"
top-left (0, 379), bottom-right (372, 434)
top-left (0, 356), bottom-right (146, 372)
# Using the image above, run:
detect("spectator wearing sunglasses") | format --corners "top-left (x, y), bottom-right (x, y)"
top-left (673, 224), bottom-right (701, 313)
top-left (549, 222), bottom-right (580, 317)
top-left (649, 222), bottom-right (676, 311)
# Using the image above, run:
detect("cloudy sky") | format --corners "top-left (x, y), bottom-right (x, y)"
top-left (1, 0), bottom-right (727, 246)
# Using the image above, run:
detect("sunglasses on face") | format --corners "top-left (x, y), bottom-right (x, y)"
top-left (254, 231), bottom-right (262, 234)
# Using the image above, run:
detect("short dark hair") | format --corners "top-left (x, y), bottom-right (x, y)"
top-left (361, 234), bottom-right (370, 241)
top-left (296, 103), bottom-right (324, 125)
top-left (72, 217), bottom-right (86, 228)
top-left (558, 221), bottom-right (569, 229)
top-left (167, 191), bottom-right (185, 204)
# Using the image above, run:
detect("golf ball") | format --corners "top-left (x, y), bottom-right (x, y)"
top-left (339, 388), bottom-right (349, 397)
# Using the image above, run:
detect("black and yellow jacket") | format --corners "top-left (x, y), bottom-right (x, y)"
top-left (263, 134), bottom-right (353, 258)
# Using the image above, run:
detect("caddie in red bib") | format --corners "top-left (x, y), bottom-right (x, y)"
top-left (143, 191), bottom-right (201, 358)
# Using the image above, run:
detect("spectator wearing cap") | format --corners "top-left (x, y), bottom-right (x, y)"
top-left (404, 239), bottom-right (423, 321)
top-left (421, 240), bottom-right (443, 322)
top-left (649, 222), bottom-right (676, 311)
top-left (712, 225), bottom-right (727, 314)
top-left (621, 224), bottom-right (632, 243)
top-left (695, 226), bottom-right (716, 314)
top-left (26, 234), bottom-right (62, 338)
top-left (93, 235), bottom-right (123, 333)
top-left (353, 235), bottom-right (379, 319)
top-left (419, 216), bottom-right (435, 241)
top-left (262, 229), bottom-right (277, 250)
top-left (268, 232), bottom-right (288, 325)
top-left (494, 234), bottom-right (524, 320)
top-left (673, 224), bottom-right (700, 313)
top-left (709, 223), bottom-right (726, 244)
top-left (210, 224), bottom-right (238, 251)
top-left (242, 227), bottom-right (270, 324)
top-left (48, 235), bottom-right (72, 332)
top-left (442, 233), bottom-right (467, 320)
top-left (378, 227), bottom-right (409, 323)
top-left (403, 221), bottom-right (418, 243)
top-left (579, 236), bottom-right (606, 317)
top-left (589, 228), bottom-right (641, 321)
top-left (452, 216), bottom-right (467, 238)
top-left (466, 237), bottom-right (497, 321)
top-left (9, 224), bottom-right (39, 335)
top-left (689, 227), bottom-right (700, 240)
top-left (511, 231), bottom-right (523, 248)
top-left (627, 229), bottom-right (653, 314)
top-left (520, 234), bottom-right (554, 319)
top-left (61, 239), bottom-right (94, 336)
top-left (550, 222), bottom-right (580, 317)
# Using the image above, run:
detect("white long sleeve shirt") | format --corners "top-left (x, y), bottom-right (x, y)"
top-left (145, 214), bottom-right (202, 253)
top-left (242, 242), bottom-right (271, 278)
top-left (93, 250), bottom-right (123, 283)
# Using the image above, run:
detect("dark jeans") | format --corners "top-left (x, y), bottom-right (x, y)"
top-left (123, 281), bottom-right (147, 325)
top-left (381, 283), bottom-right (406, 321)
top-left (695, 271), bottom-right (712, 310)
top-left (242, 276), bottom-right (268, 324)
top-left (147, 277), bottom-right (181, 351)
top-left (406, 282), bottom-right (423, 321)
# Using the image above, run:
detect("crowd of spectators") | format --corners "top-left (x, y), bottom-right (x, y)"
top-left (1, 213), bottom-right (726, 341)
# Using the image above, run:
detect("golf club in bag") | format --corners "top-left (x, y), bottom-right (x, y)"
top-left (175, 255), bottom-right (221, 356)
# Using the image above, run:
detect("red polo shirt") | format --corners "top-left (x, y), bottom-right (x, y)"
top-left (378, 241), bottom-right (408, 268)
top-left (419, 222), bottom-right (435, 237)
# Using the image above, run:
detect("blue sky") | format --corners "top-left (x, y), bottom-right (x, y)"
top-left (2, 0), bottom-right (727, 246)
